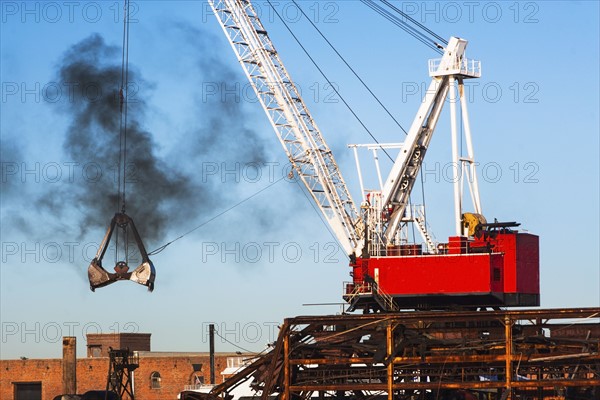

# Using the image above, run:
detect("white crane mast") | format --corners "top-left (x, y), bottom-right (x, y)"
top-left (379, 37), bottom-right (482, 245)
top-left (208, 0), bottom-right (363, 256)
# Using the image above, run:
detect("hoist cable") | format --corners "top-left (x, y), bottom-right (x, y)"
top-left (123, 1), bottom-right (130, 215)
top-left (266, 0), bottom-right (394, 163)
top-left (291, 0), bottom-right (408, 136)
top-left (116, 7), bottom-right (125, 215)
top-left (361, 0), bottom-right (443, 54)
top-left (380, 0), bottom-right (447, 45)
top-left (148, 176), bottom-right (286, 256)
top-left (362, 0), bottom-right (442, 54)
top-left (119, 0), bottom-right (131, 215)
top-left (367, 0), bottom-right (443, 53)
top-left (115, 0), bottom-right (131, 263)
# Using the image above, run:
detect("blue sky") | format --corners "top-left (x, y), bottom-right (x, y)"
top-left (1, 1), bottom-right (599, 359)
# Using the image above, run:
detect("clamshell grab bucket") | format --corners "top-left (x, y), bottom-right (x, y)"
top-left (88, 213), bottom-right (155, 291)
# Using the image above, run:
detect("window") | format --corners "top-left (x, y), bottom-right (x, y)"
top-left (14, 382), bottom-right (41, 400)
top-left (150, 371), bottom-right (161, 389)
top-left (191, 373), bottom-right (205, 385)
top-left (227, 357), bottom-right (244, 368)
top-left (89, 345), bottom-right (102, 357)
top-left (192, 363), bottom-right (203, 372)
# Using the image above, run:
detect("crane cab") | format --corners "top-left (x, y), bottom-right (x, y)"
top-left (345, 224), bottom-right (539, 311)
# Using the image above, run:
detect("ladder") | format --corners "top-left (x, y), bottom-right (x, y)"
top-left (413, 205), bottom-right (437, 254)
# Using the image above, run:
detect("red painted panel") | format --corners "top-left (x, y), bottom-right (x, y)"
top-left (492, 233), bottom-right (539, 294)
top-left (350, 232), bottom-right (539, 300)
top-left (496, 233), bottom-right (518, 292)
top-left (516, 233), bottom-right (540, 293)
top-left (367, 253), bottom-right (495, 295)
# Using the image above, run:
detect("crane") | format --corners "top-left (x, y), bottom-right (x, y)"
top-left (209, 0), bottom-right (539, 311)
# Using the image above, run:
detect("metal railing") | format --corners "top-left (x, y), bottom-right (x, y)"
top-left (344, 281), bottom-right (373, 301)
top-left (429, 56), bottom-right (481, 77)
top-left (344, 281), bottom-right (398, 312)
top-left (183, 384), bottom-right (215, 391)
top-left (371, 280), bottom-right (399, 312)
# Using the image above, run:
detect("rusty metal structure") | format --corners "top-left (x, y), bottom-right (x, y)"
top-left (183, 307), bottom-right (599, 400)
top-left (105, 348), bottom-right (138, 400)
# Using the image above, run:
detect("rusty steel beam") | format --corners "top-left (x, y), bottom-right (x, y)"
top-left (289, 353), bottom-right (599, 366)
top-left (289, 382), bottom-right (505, 391)
top-left (287, 307), bottom-right (600, 325)
top-left (505, 315), bottom-right (513, 399)
top-left (283, 333), bottom-right (290, 400)
top-left (289, 379), bottom-right (600, 392)
top-left (386, 323), bottom-right (393, 400)
top-left (259, 319), bottom-right (288, 400)
top-left (510, 379), bottom-right (600, 388)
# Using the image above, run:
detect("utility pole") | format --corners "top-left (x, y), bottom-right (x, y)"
top-left (209, 324), bottom-right (215, 385)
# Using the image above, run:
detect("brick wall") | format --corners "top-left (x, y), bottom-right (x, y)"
top-left (1, 358), bottom-right (106, 400)
top-left (132, 353), bottom-right (234, 400)
top-left (86, 333), bottom-right (151, 358)
top-left (1, 353), bottom-right (243, 400)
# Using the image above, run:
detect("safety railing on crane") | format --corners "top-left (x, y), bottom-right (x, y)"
top-left (363, 200), bottom-right (437, 257)
top-left (344, 281), bottom-right (399, 312)
top-left (428, 56), bottom-right (481, 78)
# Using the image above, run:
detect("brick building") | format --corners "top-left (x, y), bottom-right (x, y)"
top-left (0, 333), bottom-right (250, 400)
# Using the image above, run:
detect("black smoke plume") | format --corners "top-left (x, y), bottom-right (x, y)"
top-left (42, 34), bottom-right (199, 244)
top-left (37, 29), bottom-right (274, 251)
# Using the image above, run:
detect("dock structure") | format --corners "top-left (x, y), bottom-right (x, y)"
top-left (187, 307), bottom-right (599, 400)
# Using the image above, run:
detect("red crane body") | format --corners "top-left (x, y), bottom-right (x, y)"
top-left (346, 231), bottom-right (539, 310)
